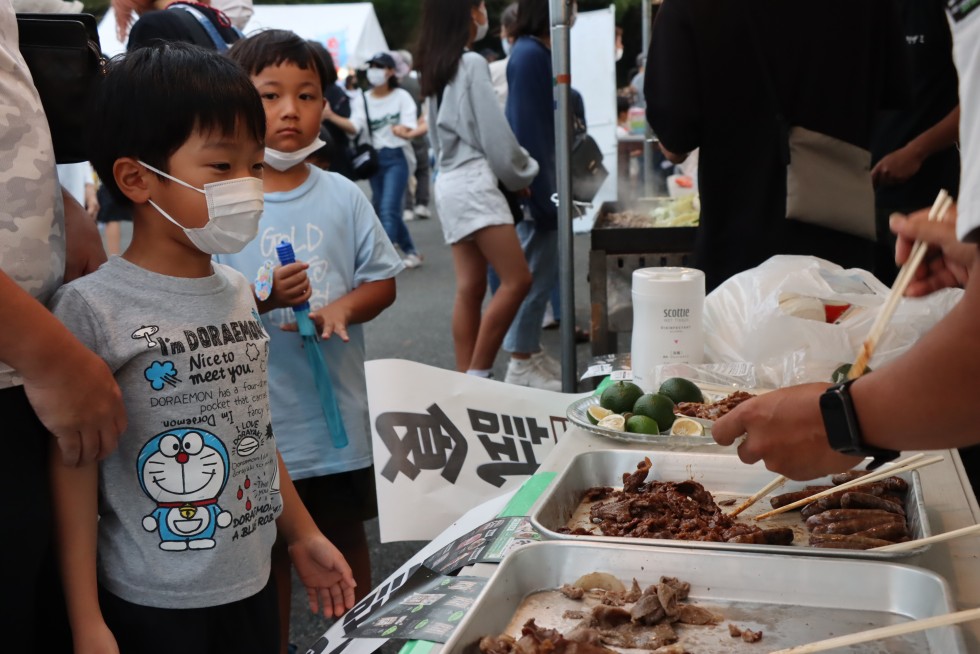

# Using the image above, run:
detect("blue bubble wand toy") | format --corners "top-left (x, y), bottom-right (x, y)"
top-left (276, 240), bottom-right (349, 449)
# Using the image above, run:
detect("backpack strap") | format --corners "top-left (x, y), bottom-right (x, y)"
top-left (169, 4), bottom-right (234, 52)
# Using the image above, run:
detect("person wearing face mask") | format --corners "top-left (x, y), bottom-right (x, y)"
top-left (48, 43), bottom-right (357, 654)
top-left (417, 0), bottom-right (537, 380)
top-left (351, 52), bottom-right (428, 268)
top-left (489, 2), bottom-right (518, 109)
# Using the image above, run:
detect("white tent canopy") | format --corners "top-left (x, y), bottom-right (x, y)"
top-left (97, 2), bottom-right (388, 71)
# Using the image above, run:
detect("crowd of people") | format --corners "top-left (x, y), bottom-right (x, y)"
top-left (3, 0), bottom-right (980, 653)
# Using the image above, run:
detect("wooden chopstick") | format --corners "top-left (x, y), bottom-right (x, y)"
top-left (754, 454), bottom-right (939, 521)
top-left (728, 475), bottom-right (787, 517)
top-left (871, 523), bottom-right (980, 553)
top-left (848, 191), bottom-right (953, 379)
top-left (767, 607), bottom-right (980, 654)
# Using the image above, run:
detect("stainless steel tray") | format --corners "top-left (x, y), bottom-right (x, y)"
top-left (530, 449), bottom-right (931, 561)
top-left (443, 542), bottom-right (964, 653)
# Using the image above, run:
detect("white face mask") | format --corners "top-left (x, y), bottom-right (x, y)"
top-left (264, 137), bottom-right (326, 172)
top-left (501, 38), bottom-right (512, 56)
top-left (139, 161), bottom-right (264, 255)
top-left (615, 47), bottom-right (624, 62)
top-left (366, 68), bottom-right (388, 87)
top-left (474, 5), bottom-right (489, 42)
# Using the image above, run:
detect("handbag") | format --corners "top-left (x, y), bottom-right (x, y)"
top-left (570, 132), bottom-right (608, 204)
top-left (17, 13), bottom-right (106, 164)
top-left (349, 92), bottom-right (379, 180)
top-left (746, 16), bottom-right (876, 241)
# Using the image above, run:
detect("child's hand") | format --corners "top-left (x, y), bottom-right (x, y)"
top-left (310, 303), bottom-right (351, 341)
top-left (269, 262), bottom-right (312, 309)
top-left (73, 621), bottom-right (120, 654)
top-left (288, 534), bottom-right (357, 618)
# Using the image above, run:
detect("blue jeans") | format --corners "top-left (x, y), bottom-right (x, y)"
top-left (503, 219), bottom-right (558, 354)
top-left (370, 147), bottom-right (416, 256)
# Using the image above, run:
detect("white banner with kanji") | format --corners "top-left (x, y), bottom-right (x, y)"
top-left (366, 359), bottom-right (585, 542)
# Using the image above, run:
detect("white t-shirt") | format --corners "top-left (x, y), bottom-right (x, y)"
top-left (949, 3), bottom-right (980, 242)
top-left (352, 88), bottom-right (418, 150)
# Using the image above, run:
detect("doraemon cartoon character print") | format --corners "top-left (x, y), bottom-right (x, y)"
top-left (137, 428), bottom-right (232, 551)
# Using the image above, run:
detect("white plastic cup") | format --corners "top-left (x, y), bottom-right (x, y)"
top-left (630, 267), bottom-right (705, 392)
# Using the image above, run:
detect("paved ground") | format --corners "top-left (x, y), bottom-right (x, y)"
top-left (103, 200), bottom-right (596, 651)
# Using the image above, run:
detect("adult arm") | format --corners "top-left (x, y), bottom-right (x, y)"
top-left (323, 102), bottom-right (357, 136)
top-left (50, 455), bottom-right (117, 653)
top-left (644, 0), bottom-right (702, 160)
top-left (1, 280), bottom-right (124, 465)
top-left (713, 252), bottom-right (980, 479)
top-left (391, 90), bottom-right (423, 139)
top-left (891, 204), bottom-right (974, 295)
top-left (467, 55), bottom-right (540, 191)
top-left (872, 106), bottom-right (960, 187)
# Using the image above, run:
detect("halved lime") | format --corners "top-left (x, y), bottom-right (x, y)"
top-left (670, 417), bottom-right (704, 436)
top-left (587, 405), bottom-right (614, 425)
top-left (597, 414), bottom-right (626, 432)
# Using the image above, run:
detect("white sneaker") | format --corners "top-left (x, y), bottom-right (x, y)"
top-left (403, 253), bottom-right (424, 269)
top-left (403, 209), bottom-right (416, 222)
top-left (414, 205), bottom-right (431, 219)
top-left (505, 356), bottom-right (561, 391)
top-left (532, 351), bottom-right (562, 378)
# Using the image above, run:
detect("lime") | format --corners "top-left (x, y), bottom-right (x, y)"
top-left (587, 405), bottom-right (613, 425)
top-left (597, 414), bottom-right (626, 432)
top-left (831, 363), bottom-right (872, 384)
top-left (633, 393), bottom-right (676, 431)
top-left (670, 417), bottom-right (705, 436)
top-left (626, 415), bottom-right (660, 434)
top-left (659, 377), bottom-right (704, 404)
top-left (599, 381), bottom-right (644, 414)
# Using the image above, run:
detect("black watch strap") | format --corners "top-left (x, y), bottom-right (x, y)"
top-left (820, 379), bottom-right (899, 470)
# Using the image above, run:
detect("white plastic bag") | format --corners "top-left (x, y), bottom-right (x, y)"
top-left (701, 256), bottom-right (963, 386)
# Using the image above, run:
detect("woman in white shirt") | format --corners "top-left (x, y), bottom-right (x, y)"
top-left (353, 52), bottom-right (427, 268)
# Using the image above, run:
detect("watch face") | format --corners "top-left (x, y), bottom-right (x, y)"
top-left (820, 388), bottom-right (858, 453)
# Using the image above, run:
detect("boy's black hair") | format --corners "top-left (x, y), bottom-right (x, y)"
top-left (89, 42), bottom-right (265, 207)
top-left (306, 40), bottom-right (339, 86)
top-left (617, 95), bottom-right (630, 115)
top-left (512, 0), bottom-right (550, 39)
top-left (228, 29), bottom-right (329, 93)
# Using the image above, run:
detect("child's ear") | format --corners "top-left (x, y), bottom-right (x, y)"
top-left (114, 157), bottom-right (151, 204)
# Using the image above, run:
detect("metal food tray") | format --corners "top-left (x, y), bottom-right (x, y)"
top-left (530, 449), bottom-right (932, 561)
top-left (442, 541), bottom-right (964, 653)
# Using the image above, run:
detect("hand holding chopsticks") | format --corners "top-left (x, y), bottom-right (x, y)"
top-left (767, 607), bottom-right (980, 654)
top-left (848, 190), bottom-right (954, 379)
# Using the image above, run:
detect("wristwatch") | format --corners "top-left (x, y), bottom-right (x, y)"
top-left (820, 379), bottom-right (899, 470)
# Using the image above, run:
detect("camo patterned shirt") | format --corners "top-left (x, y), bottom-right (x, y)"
top-left (0, 3), bottom-right (67, 388)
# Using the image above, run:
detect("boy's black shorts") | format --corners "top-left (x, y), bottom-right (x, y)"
top-left (293, 466), bottom-right (379, 527)
top-left (100, 574), bottom-right (278, 654)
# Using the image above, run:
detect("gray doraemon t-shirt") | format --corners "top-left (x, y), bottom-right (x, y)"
top-left (50, 257), bottom-right (282, 609)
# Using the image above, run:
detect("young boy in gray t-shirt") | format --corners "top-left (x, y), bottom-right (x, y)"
top-left (48, 44), bottom-right (355, 654)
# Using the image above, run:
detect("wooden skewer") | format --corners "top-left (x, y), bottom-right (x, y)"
top-left (849, 191), bottom-right (952, 379)
top-left (754, 454), bottom-right (940, 521)
top-left (730, 453), bottom-right (924, 519)
top-left (767, 607), bottom-right (980, 654)
top-left (728, 475), bottom-right (788, 517)
top-left (871, 523), bottom-right (980, 553)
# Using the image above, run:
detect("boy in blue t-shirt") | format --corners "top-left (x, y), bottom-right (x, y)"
top-left (48, 44), bottom-right (356, 654)
top-left (224, 29), bottom-right (403, 648)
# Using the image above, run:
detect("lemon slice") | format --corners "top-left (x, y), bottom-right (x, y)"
top-left (587, 405), bottom-right (614, 425)
top-left (670, 417), bottom-right (704, 436)
top-left (597, 414), bottom-right (626, 432)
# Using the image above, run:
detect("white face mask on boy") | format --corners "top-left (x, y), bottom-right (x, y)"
top-left (139, 161), bottom-right (264, 255)
top-left (264, 137), bottom-right (326, 172)
top-left (474, 4), bottom-right (489, 41)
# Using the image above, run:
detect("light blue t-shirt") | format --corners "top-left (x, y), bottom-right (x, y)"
top-left (217, 167), bottom-right (403, 479)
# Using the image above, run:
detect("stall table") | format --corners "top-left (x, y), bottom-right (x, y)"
top-left (410, 427), bottom-right (980, 653)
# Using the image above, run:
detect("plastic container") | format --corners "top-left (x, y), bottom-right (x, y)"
top-left (630, 267), bottom-right (705, 392)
